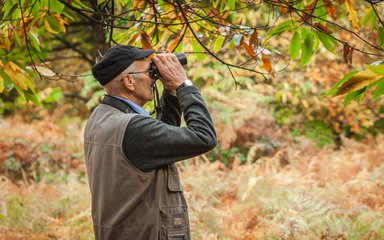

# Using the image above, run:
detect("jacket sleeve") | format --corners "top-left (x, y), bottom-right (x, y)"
top-left (157, 90), bottom-right (182, 127)
top-left (122, 86), bottom-right (217, 172)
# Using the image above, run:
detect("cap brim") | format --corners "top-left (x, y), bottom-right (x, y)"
top-left (135, 49), bottom-right (155, 59)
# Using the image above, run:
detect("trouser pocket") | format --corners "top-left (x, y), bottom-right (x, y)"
top-left (160, 206), bottom-right (190, 240)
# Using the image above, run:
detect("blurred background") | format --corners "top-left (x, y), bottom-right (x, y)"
top-left (0, 0), bottom-right (384, 239)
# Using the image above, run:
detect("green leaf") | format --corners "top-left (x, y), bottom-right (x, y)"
top-left (3, 1), bottom-right (18, 20)
top-left (25, 89), bottom-right (41, 106)
top-left (14, 85), bottom-right (25, 99)
top-left (366, 64), bottom-right (384, 75)
top-left (46, 15), bottom-right (62, 33)
top-left (228, 39), bottom-right (234, 51)
top-left (228, 0), bottom-right (235, 10)
top-left (355, 88), bottom-right (366, 103)
top-left (372, 78), bottom-right (384, 100)
top-left (27, 32), bottom-right (41, 52)
top-left (323, 88), bottom-right (338, 96)
top-left (300, 33), bottom-right (314, 66)
top-left (214, 35), bottom-right (225, 53)
top-left (312, 31), bottom-right (320, 53)
top-left (314, 0), bottom-right (327, 23)
top-left (300, 27), bottom-right (311, 40)
top-left (317, 31), bottom-right (337, 53)
top-left (0, 70), bottom-right (14, 92)
top-left (44, 87), bottom-right (63, 103)
top-left (336, 70), bottom-right (359, 88)
top-left (51, 0), bottom-right (65, 13)
top-left (378, 26), bottom-right (384, 47)
top-left (192, 39), bottom-right (205, 61)
top-left (361, 7), bottom-right (376, 29)
top-left (290, 31), bottom-right (301, 60)
top-left (266, 20), bottom-right (297, 37)
top-left (174, 40), bottom-right (183, 52)
top-left (31, 0), bottom-right (41, 17)
top-left (11, 5), bottom-right (21, 20)
top-left (61, 10), bottom-right (75, 22)
top-left (344, 88), bottom-right (364, 106)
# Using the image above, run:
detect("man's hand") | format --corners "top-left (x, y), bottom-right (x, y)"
top-left (152, 52), bottom-right (187, 93)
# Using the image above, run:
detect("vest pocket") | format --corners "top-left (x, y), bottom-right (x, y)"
top-left (168, 164), bottom-right (183, 192)
top-left (160, 206), bottom-right (190, 240)
top-left (167, 228), bottom-right (188, 239)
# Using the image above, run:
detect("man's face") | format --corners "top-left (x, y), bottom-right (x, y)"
top-left (128, 59), bottom-right (156, 105)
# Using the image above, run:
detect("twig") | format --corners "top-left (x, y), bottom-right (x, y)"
top-left (370, 2), bottom-right (384, 29)
top-left (175, 0), bottom-right (267, 79)
top-left (226, 65), bottom-right (239, 89)
top-left (18, 0), bottom-right (43, 80)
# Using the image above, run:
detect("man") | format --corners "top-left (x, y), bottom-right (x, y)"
top-left (84, 45), bottom-right (217, 240)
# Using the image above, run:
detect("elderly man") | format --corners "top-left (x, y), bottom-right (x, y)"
top-left (84, 45), bottom-right (217, 240)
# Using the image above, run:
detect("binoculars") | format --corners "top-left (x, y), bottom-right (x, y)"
top-left (149, 53), bottom-right (187, 79)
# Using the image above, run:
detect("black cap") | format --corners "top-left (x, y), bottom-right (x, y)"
top-left (92, 45), bottom-right (154, 85)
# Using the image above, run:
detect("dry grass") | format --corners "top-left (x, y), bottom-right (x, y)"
top-left (1, 132), bottom-right (384, 239)
top-left (181, 135), bottom-right (384, 239)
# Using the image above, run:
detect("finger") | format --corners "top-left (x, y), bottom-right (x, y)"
top-left (170, 54), bottom-right (179, 63)
top-left (152, 56), bottom-right (165, 69)
top-left (156, 54), bottom-right (169, 65)
top-left (165, 54), bottom-right (173, 62)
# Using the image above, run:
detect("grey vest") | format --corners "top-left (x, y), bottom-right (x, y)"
top-left (84, 104), bottom-right (190, 240)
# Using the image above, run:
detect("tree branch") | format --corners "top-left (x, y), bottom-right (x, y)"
top-left (53, 36), bottom-right (93, 64)
top-left (18, 0), bottom-right (43, 81)
top-left (175, 0), bottom-right (267, 80)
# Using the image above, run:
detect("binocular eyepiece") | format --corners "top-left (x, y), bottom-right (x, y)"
top-left (149, 53), bottom-right (187, 80)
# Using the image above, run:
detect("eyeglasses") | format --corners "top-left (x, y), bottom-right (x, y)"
top-left (126, 65), bottom-right (155, 78)
top-left (126, 70), bottom-right (153, 75)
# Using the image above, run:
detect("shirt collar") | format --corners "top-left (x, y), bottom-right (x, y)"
top-left (112, 95), bottom-right (150, 117)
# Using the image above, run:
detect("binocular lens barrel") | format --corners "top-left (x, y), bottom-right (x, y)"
top-left (150, 52), bottom-right (187, 80)
top-left (174, 53), bottom-right (187, 66)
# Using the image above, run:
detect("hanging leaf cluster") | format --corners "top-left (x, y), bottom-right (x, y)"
top-left (0, 0), bottom-right (383, 105)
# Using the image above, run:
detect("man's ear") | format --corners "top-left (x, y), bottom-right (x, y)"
top-left (121, 74), bottom-right (135, 91)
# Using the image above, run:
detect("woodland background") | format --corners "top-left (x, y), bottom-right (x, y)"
top-left (0, 0), bottom-right (384, 239)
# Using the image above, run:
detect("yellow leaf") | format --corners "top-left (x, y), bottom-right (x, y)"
top-left (45, 19), bottom-right (57, 34)
top-left (0, 60), bottom-right (3, 68)
top-left (53, 14), bottom-right (68, 33)
top-left (128, 32), bottom-right (140, 45)
top-left (345, 0), bottom-right (359, 29)
top-left (0, 75), bottom-right (4, 93)
top-left (335, 69), bottom-right (383, 95)
top-left (133, 0), bottom-right (144, 9)
top-left (3, 61), bottom-right (33, 91)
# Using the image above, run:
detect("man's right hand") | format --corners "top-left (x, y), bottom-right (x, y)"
top-left (151, 53), bottom-right (187, 92)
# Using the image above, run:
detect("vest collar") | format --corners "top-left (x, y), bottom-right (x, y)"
top-left (102, 95), bottom-right (133, 114)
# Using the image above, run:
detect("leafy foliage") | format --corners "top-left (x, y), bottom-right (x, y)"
top-left (0, 0), bottom-right (383, 105)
